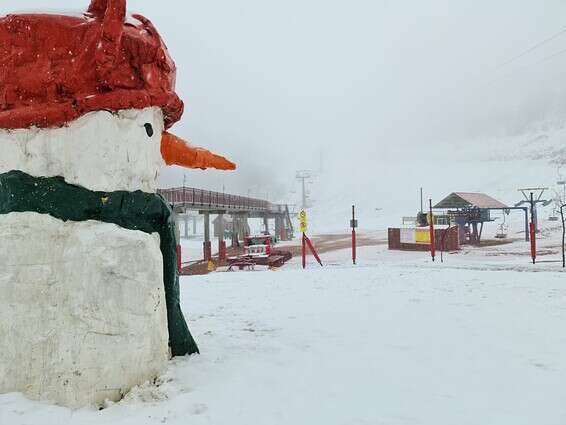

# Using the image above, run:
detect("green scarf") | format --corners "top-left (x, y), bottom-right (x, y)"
top-left (0, 170), bottom-right (198, 357)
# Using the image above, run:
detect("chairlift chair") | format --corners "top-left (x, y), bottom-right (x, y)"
top-left (495, 211), bottom-right (508, 239)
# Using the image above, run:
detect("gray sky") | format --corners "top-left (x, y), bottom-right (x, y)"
top-left (3, 0), bottom-right (566, 199)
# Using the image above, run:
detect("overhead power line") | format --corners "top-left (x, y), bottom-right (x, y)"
top-left (536, 47), bottom-right (566, 65)
top-left (494, 27), bottom-right (566, 71)
top-left (483, 46), bottom-right (566, 87)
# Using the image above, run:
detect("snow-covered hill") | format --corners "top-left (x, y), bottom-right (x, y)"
top-left (298, 121), bottom-right (566, 236)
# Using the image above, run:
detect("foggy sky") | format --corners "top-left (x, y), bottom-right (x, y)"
top-left (2, 0), bottom-right (566, 200)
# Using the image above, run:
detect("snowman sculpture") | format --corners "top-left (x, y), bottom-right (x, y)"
top-left (0, 0), bottom-right (235, 408)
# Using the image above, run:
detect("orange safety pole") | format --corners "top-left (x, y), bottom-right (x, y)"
top-left (530, 223), bottom-right (536, 264)
top-left (218, 240), bottom-right (227, 261)
top-left (351, 205), bottom-right (357, 265)
top-left (429, 199), bottom-right (435, 262)
top-left (530, 192), bottom-right (536, 264)
top-left (302, 232), bottom-right (307, 269)
top-left (176, 244), bottom-right (182, 273)
top-left (352, 229), bottom-right (357, 265)
top-left (203, 241), bottom-right (212, 262)
top-left (304, 234), bottom-right (323, 267)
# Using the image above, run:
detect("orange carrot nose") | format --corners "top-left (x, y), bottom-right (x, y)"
top-left (161, 132), bottom-right (236, 171)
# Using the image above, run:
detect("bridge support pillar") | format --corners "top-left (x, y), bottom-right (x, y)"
top-left (275, 215), bottom-right (285, 241)
top-left (231, 215), bottom-right (239, 248)
top-left (218, 214), bottom-right (226, 261)
top-left (263, 216), bottom-right (269, 234)
top-left (238, 215), bottom-right (249, 241)
top-left (281, 226), bottom-right (288, 241)
top-left (229, 214), bottom-right (249, 248)
top-left (240, 215), bottom-right (250, 240)
top-left (203, 212), bottom-right (212, 261)
top-left (183, 214), bottom-right (189, 239)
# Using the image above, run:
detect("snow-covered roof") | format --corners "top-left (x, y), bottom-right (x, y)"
top-left (434, 192), bottom-right (508, 209)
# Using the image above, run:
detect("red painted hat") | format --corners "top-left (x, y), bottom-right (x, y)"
top-left (0, 0), bottom-right (183, 130)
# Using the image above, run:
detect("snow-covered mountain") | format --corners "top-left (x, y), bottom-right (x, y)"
top-left (294, 120), bottom-right (566, 235)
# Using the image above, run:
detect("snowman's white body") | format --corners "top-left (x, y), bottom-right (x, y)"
top-left (0, 107), bottom-right (165, 193)
top-left (0, 108), bottom-right (170, 408)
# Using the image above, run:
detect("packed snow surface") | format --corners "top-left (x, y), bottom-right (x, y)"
top-left (2, 243), bottom-right (565, 424)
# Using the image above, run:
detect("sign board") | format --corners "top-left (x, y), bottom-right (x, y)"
top-left (400, 227), bottom-right (432, 245)
top-left (299, 210), bottom-right (308, 233)
top-left (400, 228), bottom-right (415, 244)
top-left (415, 228), bottom-right (431, 244)
top-left (350, 219), bottom-right (358, 228)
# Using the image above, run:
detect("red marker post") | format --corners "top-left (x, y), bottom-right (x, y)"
top-left (176, 244), bottom-right (182, 273)
top-left (218, 240), bottom-right (227, 261)
top-left (302, 232), bottom-right (307, 269)
top-left (351, 205), bottom-right (358, 265)
top-left (530, 192), bottom-right (536, 264)
top-left (429, 199), bottom-right (435, 262)
top-left (299, 209), bottom-right (323, 269)
top-left (300, 210), bottom-right (308, 268)
top-left (304, 234), bottom-right (323, 267)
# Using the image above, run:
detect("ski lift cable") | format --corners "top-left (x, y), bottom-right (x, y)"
top-left (493, 26), bottom-right (566, 72)
top-left (471, 27), bottom-right (566, 89)
top-left (482, 46), bottom-right (566, 88)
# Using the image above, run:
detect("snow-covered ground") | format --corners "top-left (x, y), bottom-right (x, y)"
top-left (3, 239), bottom-right (566, 425)
top-left (4, 121), bottom-right (566, 424)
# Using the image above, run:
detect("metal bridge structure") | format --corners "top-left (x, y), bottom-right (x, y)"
top-left (158, 187), bottom-right (294, 262)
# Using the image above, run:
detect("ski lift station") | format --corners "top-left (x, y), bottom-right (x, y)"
top-left (389, 191), bottom-right (530, 252)
top-left (433, 192), bottom-right (513, 245)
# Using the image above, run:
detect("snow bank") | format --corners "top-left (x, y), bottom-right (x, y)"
top-left (2, 245), bottom-right (565, 424)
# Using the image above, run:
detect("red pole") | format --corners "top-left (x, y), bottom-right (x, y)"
top-left (530, 192), bottom-right (536, 264)
top-left (219, 240), bottom-right (227, 261)
top-left (429, 199), bottom-right (435, 262)
top-left (352, 205), bottom-right (357, 265)
top-left (176, 244), bottom-right (182, 273)
top-left (302, 233), bottom-right (307, 269)
top-left (203, 241), bottom-right (212, 262)
top-left (352, 229), bottom-right (357, 265)
top-left (530, 223), bottom-right (536, 264)
top-left (304, 234), bottom-right (323, 266)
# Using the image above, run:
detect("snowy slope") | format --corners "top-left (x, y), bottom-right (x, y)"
top-left (2, 245), bottom-right (566, 425)
top-left (299, 121), bottom-right (566, 235)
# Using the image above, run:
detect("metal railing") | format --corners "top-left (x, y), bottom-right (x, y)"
top-left (158, 187), bottom-right (283, 213)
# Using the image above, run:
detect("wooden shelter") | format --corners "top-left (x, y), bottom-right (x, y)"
top-left (434, 192), bottom-right (509, 245)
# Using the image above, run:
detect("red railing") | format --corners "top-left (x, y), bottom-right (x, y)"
top-left (158, 187), bottom-right (281, 212)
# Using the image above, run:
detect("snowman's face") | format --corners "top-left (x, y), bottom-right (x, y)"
top-left (0, 107), bottom-right (166, 193)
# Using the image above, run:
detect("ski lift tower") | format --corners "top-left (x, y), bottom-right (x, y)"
top-left (516, 188), bottom-right (551, 233)
top-left (557, 167), bottom-right (566, 201)
top-left (557, 179), bottom-right (566, 207)
top-left (296, 170), bottom-right (313, 210)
